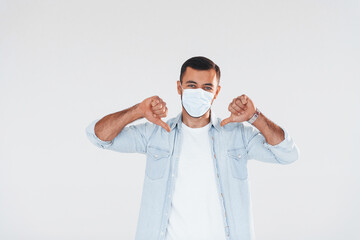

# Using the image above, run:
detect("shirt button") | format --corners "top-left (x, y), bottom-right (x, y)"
top-left (238, 154), bottom-right (241, 158)
top-left (172, 173), bottom-right (175, 177)
top-left (155, 154), bottom-right (159, 158)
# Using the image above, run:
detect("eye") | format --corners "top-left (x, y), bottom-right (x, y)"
top-left (205, 87), bottom-right (212, 90)
top-left (188, 84), bottom-right (196, 87)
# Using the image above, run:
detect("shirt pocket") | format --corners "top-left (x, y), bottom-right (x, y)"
top-left (227, 147), bottom-right (248, 180)
top-left (145, 145), bottom-right (170, 180)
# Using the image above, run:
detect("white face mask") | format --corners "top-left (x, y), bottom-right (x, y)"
top-left (180, 85), bottom-right (215, 117)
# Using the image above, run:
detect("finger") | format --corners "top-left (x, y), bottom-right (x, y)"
top-left (156, 107), bottom-right (168, 118)
top-left (235, 98), bottom-right (247, 111)
top-left (229, 104), bottom-right (241, 116)
top-left (239, 95), bottom-right (248, 106)
top-left (152, 101), bottom-right (166, 111)
top-left (231, 101), bottom-right (245, 112)
top-left (154, 107), bottom-right (167, 118)
top-left (154, 118), bottom-right (171, 132)
top-left (157, 113), bottom-right (167, 118)
top-left (153, 104), bottom-right (167, 115)
top-left (151, 98), bottom-right (160, 107)
top-left (153, 108), bottom-right (166, 115)
top-left (220, 117), bottom-right (232, 127)
top-left (228, 102), bottom-right (238, 113)
top-left (151, 97), bottom-right (165, 108)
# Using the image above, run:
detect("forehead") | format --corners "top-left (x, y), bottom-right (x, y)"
top-left (182, 67), bottom-right (218, 84)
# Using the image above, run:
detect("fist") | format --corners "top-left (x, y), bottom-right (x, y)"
top-left (138, 95), bottom-right (171, 132)
top-left (220, 94), bottom-right (256, 127)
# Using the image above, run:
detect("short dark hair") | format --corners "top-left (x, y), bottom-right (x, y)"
top-left (179, 56), bottom-right (221, 84)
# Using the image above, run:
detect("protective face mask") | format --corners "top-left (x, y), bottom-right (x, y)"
top-left (181, 85), bottom-right (215, 117)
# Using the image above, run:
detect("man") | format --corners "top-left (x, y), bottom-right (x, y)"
top-left (85, 56), bottom-right (300, 240)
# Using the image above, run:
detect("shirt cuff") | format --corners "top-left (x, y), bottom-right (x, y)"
top-left (262, 126), bottom-right (291, 149)
top-left (85, 118), bottom-right (113, 148)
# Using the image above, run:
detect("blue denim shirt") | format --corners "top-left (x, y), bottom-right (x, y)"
top-left (85, 110), bottom-right (300, 240)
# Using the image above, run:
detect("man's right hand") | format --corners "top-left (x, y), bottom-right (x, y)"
top-left (138, 96), bottom-right (171, 132)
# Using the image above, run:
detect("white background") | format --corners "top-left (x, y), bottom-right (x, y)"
top-left (1, 0), bottom-right (359, 239)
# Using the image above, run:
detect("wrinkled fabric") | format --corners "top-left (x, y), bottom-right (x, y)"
top-left (85, 110), bottom-right (300, 240)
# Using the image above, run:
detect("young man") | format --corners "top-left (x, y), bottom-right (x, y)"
top-left (85, 56), bottom-right (300, 240)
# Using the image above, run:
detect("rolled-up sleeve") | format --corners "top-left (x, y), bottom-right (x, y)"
top-left (85, 118), bottom-right (155, 154)
top-left (242, 123), bottom-right (300, 164)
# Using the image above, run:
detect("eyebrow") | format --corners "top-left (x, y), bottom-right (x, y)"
top-left (185, 80), bottom-right (214, 87)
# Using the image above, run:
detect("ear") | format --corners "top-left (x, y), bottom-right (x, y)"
top-left (177, 80), bottom-right (182, 95)
top-left (214, 85), bottom-right (221, 99)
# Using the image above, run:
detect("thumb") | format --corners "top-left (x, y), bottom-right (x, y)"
top-left (220, 117), bottom-right (232, 127)
top-left (154, 118), bottom-right (171, 133)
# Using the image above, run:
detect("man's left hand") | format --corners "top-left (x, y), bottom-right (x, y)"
top-left (220, 94), bottom-right (256, 127)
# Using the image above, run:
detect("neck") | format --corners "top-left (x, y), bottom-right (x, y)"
top-left (181, 107), bottom-right (211, 128)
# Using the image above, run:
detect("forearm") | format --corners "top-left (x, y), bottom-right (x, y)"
top-left (251, 112), bottom-right (285, 145)
top-left (94, 103), bottom-right (144, 141)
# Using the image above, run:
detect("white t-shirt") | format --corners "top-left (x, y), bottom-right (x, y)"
top-left (165, 121), bottom-right (226, 240)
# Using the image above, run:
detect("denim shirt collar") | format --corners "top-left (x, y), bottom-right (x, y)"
top-left (169, 109), bottom-right (221, 132)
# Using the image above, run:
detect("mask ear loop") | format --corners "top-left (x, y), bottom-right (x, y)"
top-left (180, 84), bottom-right (184, 102)
top-left (181, 84), bottom-right (189, 90)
